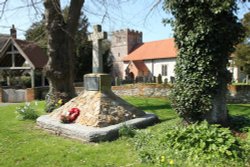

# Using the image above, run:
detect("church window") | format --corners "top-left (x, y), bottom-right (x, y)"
top-left (137, 36), bottom-right (142, 43)
top-left (162, 65), bottom-right (168, 76)
top-left (116, 37), bottom-right (122, 43)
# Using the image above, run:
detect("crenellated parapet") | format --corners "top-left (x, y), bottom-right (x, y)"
top-left (112, 29), bottom-right (142, 38)
top-left (110, 28), bottom-right (143, 79)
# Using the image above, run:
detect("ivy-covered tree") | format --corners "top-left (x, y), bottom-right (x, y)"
top-left (234, 12), bottom-right (250, 76)
top-left (164, 0), bottom-right (244, 125)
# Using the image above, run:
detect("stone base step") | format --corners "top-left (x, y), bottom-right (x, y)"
top-left (37, 113), bottom-right (159, 142)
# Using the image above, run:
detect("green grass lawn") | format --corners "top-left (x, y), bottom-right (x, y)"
top-left (0, 97), bottom-right (249, 167)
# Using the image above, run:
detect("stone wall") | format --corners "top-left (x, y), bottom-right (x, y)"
top-left (75, 87), bottom-right (84, 95)
top-left (0, 86), bottom-right (84, 103)
top-left (227, 85), bottom-right (250, 103)
top-left (1, 89), bottom-right (26, 102)
top-left (112, 84), bottom-right (250, 103)
top-left (1, 84), bottom-right (249, 103)
top-left (112, 84), bottom-right (172, 97)
top-left (28, 84), bottom-right (170, 100)
top-left (0, 87), bottom-right (49, 103)
top-left (33, 87), bottom-right (84, 100)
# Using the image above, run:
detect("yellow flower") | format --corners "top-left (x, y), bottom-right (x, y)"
top-left (160, 155), bottom-right (165, 163)
top-left (58, 99), bottom-right (63, 105)
top-left (169, 159), bottom-right (174, 165)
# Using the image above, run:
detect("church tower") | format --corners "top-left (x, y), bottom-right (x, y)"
top-left (110, 29), bottom-right (143, 79)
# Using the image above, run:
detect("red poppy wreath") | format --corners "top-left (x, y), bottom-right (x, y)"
top-left (60, 108), bottom-right (80, 123)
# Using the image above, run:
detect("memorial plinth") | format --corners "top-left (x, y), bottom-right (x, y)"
top-left (45, 73), bottom-right (148, 127)
top-left (37, 73), bottom-right (158, 141)
top-left (37, 24), bottom-right (158, 142)
top-left (84, 73), bottom-right (111, 92)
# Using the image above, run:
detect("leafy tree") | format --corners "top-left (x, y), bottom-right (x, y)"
top-left (234, 12), bottom-right (250, 76)
top-left (74, 16), bottom-right (92, 81)
top-left (25, 19), bottom-right (47, 49)
top-left (102, 40), bottom-right (113, 74)
top-left (163, 0), bottom-right (244, 125)
top-left (74, 38), bottom-right (112, 81)
top-left (234, 44), bottom-right (250, 75)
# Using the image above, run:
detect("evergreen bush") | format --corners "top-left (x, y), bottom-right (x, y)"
top-left (134, 121), bottom-right (250, 167)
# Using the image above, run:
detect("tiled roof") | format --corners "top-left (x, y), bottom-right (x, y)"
top-left (0, 35), bottom-right (10, 52)
top-left (14, 39), bottom-right (48, 68)
top-left (0, 34), bottom-right (48, 69)
top-left (132, 60), bottom-right (149, 72)
top-left (123, 38), bottom-right (177, 61)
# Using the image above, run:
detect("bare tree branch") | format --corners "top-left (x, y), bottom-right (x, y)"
top-left (0, 0), bottom-right (8, 19)
top-left (144, 0), bottom-right (162, 23)
top-left (3, 0), bottom-right (42, 12)
top-left (238, 0), bottom-right (250, 11)
top-left (30, 0), bottom-right (43, 16)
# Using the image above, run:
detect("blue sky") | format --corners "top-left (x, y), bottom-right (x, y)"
top-left (0, 0), bottom-right (249, 42)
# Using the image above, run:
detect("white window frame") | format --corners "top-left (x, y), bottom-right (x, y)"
top-left (161, 64), bottom-right (168, 76)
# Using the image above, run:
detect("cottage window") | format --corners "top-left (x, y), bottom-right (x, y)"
top-left (162, 64), bottom-right (168, 76)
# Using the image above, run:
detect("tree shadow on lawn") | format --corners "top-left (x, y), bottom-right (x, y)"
top-left (135, 103), bottom-right (177, 122)
top-left (229, 115), bottom-right (250, 133)
top-left (136, 103), bottom-right (172, 111)
top-left (228, 104), bottom-right (250, 132)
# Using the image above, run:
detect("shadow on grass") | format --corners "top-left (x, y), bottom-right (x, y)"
top-left (159, 117), bottom-right (177, 122)
top-left (229, 115), bottom-right (250, 132)
top-left (136, 104), bottom-right (177, 122)
top-left (136, 103), bottom-right (172, 111)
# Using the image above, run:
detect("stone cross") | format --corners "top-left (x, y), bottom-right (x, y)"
top-left (88, 25), bottom-right (107, 73)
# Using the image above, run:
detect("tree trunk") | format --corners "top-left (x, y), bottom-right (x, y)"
top-left (206, 84), bottom-right (228, 126)
top-left (44, 0), bottom-right (84, 102)
top-left (205, 60), bottom-right (229, 126)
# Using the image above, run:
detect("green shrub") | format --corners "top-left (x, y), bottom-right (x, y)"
top-left (16, 103), bottom-right (38, 120)
top-left (20, 76), bottom-right (31, 88)
top-left (230, 116), bottom-right (250, 133)
top-left (119, 124), bottom-right (136, 138)
top-left (134, 121), bottom-right (250, 167)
